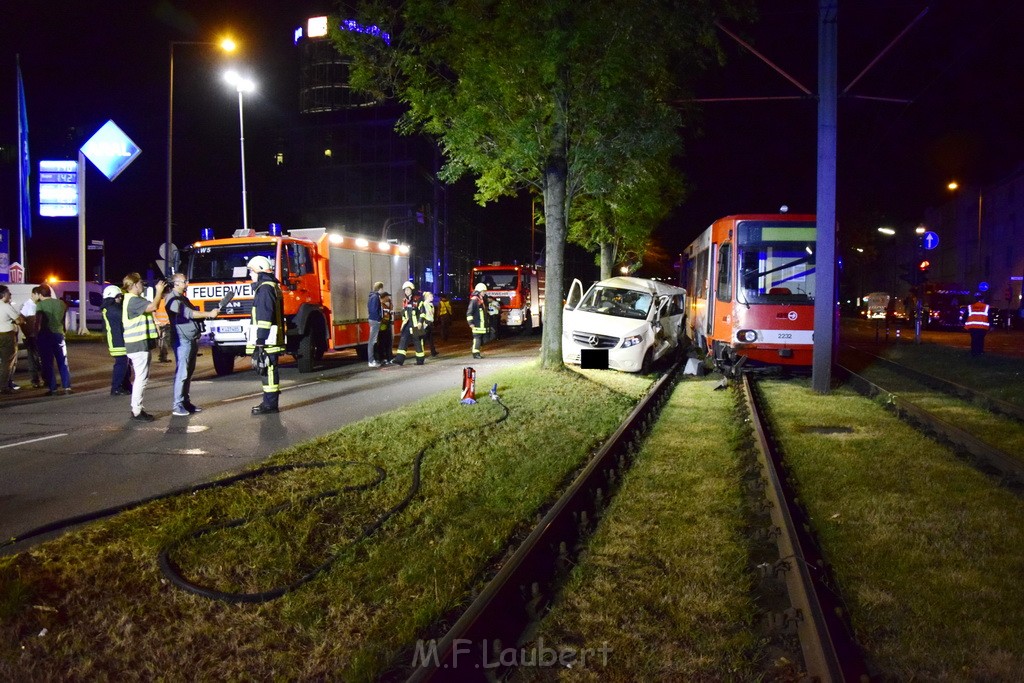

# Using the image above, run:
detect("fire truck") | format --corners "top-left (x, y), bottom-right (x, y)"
top-left (469, 264), bottom-right (545, 331)
top-left (182, 226), bottom-right (410, 375)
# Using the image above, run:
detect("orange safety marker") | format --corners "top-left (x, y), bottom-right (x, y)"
top-left (461, 367), bottom-right (477, 404)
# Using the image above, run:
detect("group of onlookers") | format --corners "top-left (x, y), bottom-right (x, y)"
top-left (366, 282), bottom-right (456, 367)
top-left (0, 283), bottom-right (73, 396)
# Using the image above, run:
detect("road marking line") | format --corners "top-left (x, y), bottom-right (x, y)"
top-left (0, 433), bottom-right (69, 450)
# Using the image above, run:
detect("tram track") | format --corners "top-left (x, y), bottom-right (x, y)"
top-left (405, 361), bottom-right (682, 681)
top-left (741, 375), bottom-right (869, 682)
top-left (834, 358), bottom-right (1024, 484)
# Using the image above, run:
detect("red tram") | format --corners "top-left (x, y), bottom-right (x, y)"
top-left (683, 214), bottom-right (816, 370)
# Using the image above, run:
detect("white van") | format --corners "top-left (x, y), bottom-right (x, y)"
top-left (563, 276), bottom-right (687, 373)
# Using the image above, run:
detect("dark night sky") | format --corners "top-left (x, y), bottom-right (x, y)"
top-left (2, 1), bottom-right (1022, 281)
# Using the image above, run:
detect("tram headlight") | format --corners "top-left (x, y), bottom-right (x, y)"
top-left (737, 329), bottom-right (758, 343)
top-left (622, 335), bottom-right (643, 348)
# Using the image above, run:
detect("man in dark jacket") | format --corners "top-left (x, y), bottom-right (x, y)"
top-left (101, 285), bottom-right (131, 395)
top-left (367, 281), bottom-right (384, 367)
top-left (467, 283), bottom-right (489, 359)
top-left (246, 256), bottom-right (285, 415)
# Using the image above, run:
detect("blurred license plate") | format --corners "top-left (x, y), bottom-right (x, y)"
top-left (219, 326), bottom-right (242, 333)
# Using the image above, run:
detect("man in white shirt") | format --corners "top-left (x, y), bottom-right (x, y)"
top-left (0, 285), bottom-right (26, 394)
top-left (18, 287), bottom-right (43, 387)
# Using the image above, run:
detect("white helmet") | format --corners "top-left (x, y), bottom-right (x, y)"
top-left (474, 282), bottom-right (487, 292)
top-left (402, 281), bottom-right (415, 291)
top-left (247, 255), bottom-right (273, 273)
top-left (102, 285), bottom-right (122, 299)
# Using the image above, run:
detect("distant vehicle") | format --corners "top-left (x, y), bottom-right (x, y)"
top-left (916, 283), bottom-right (971, 330)
top-left (469, 264), bottom-right (545, 332)
top-left (683, 213), bottom-right (816, 371)
top-left (182, 226), bottom-right (410, 375)
top-left (864, 292), bottom-right (890, 320)
top-left (562, 276), bottom-right (686, 374)
top-left (42, 281), bottom-right (106, 332)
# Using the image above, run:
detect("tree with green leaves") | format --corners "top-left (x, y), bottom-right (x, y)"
top-left (334, 0), bottom-right (744, 369)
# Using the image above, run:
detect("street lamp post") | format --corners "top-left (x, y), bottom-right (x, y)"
top-left (167, 38), bottom-right (235, 276)
top-left (224, 70), bottom-right (255, 231)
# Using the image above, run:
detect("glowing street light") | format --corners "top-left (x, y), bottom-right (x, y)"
top-left (166, 37), bottom-right (236, 275)
top-left (877, 227), bottom-right (896, 236)
top-left (224, 69), bottom-right (256, 231)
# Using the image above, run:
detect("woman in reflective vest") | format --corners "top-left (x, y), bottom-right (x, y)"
top-left (122, 273), bottom-right (166, 421)
top-left (246, 256), bottom-right (285, 415)
top-left (101, 284), bottom-right (130, 395)
top-left (964, 293), bottom-right (991, 357)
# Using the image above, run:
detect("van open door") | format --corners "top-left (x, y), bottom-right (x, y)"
top-left (564, 278), bottom-right (584, 310)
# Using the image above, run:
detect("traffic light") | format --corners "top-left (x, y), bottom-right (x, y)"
top-left (918, 259), bottom-right (930, 283)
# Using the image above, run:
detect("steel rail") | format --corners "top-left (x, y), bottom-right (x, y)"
top-left (835, 364), bottom-right (1024, 482)
top-left (842, 344), bottom-right (1024, 423)
top-left (742, 375), bottom-right (869, 682)
top-left (406, 360), bottom-right (681, 682)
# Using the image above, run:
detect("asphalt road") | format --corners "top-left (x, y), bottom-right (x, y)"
top-left (841, 317), bottom-right (1024, 359)
top-left (0, 330), bottom-right (540, 550)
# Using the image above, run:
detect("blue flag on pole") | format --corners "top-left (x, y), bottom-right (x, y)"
top-left (17, 56), bottom-right (32, 241)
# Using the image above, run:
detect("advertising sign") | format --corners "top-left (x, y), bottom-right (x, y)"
top-left (80, 120), bottom-right (141, 181)
top-left (39, 160), bottom-right (79, 217)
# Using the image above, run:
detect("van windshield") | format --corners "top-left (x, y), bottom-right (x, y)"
top-left (577, 286), bottom-right (652, 320)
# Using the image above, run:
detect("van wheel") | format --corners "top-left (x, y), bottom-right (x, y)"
top-left (212, 347), bottom-right (237, 376)
top-left (640, 349), bottom-right (654, 375)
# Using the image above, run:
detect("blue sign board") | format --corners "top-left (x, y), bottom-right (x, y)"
top-left (922, 231), bottom-right (940, 250)
top-left (978, 281), bottom-right (989, 292)
top-left (39, 160), bottom-right (79, 217)
top-left (0, 228), bottom-right (9, 281)
top-left (80, 120), bottom-right (141, 181)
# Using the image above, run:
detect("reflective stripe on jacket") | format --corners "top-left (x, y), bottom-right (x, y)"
top-left (102, 300), bottom-right (126, 356)
top-left (122, 292), bottom-right (158, 345)
top-left (964, 302), bottom-right (990, 330)
top-left (247, 279), bottom-right (285, 354)
top-left (466, 294), bottom-right (487, 334)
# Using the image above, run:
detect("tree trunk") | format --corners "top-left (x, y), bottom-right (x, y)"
top-left (599, 241), bottom-right (617, 281)
top-left (540, 159), bottom-right (568, 370)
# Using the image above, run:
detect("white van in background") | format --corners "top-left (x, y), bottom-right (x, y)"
top-left (45, 281), bottom-right (107, 332)
top-left (562, 276), bottom-right (687, 373)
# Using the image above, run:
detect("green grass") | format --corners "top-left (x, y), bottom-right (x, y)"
top-left (863, 342), bottom-right (1024, 407)
top-left (527, 378), bottom-right (762, 681)
top-left (851, 363), bottom-right (1024, 459)
top-left (0, 363), bottom-right (652, 681)
top-left (760, 380), bottom-right (1024, 679)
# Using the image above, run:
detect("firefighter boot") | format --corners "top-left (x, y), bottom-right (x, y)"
top-left (393, 354), bottom-right (406, 366)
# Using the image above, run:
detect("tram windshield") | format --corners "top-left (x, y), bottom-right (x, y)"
top-left (576, 285), bottom-right (653, 320)
top-left (736, 222), bottom-right (816, 305)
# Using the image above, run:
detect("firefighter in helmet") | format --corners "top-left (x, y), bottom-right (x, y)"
top-left (393, 281), bottom-right (426, 366)
top-left (467, 282), bottom-right (489, 359)
top-left (246, 255), bottom-right (285, 414)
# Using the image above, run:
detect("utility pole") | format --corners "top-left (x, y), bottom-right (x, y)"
top-left (812, 0), bottom-right (838, 394)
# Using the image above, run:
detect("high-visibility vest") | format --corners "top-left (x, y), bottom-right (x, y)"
top-left (439, 299), bottom-right (452, 316)
top-left (420, 300), bottom-right (435, 323)
top-left (401, 297), bottom-right (421, 328)
top-left (122, 293), bottom-right (158, 345)
top-left (153, 297), bottom-right (169, 326)
top-left (964, 302), bottom-right (990, 330)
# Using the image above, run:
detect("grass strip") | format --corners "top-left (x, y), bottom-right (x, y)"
top-left (526, 377), bottom-right (762, 680)
top-left (851, 364), bottom-right (1024, 459)
top-left (760, 379), bottom-right (1024, 679)
top-left (860, 341), bottom-right (1024, 407)
top-left (0, 363), bottom-right (651, 681)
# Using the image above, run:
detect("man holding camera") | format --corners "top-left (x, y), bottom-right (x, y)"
top-left (165, 274), bottom-right (220, 416)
